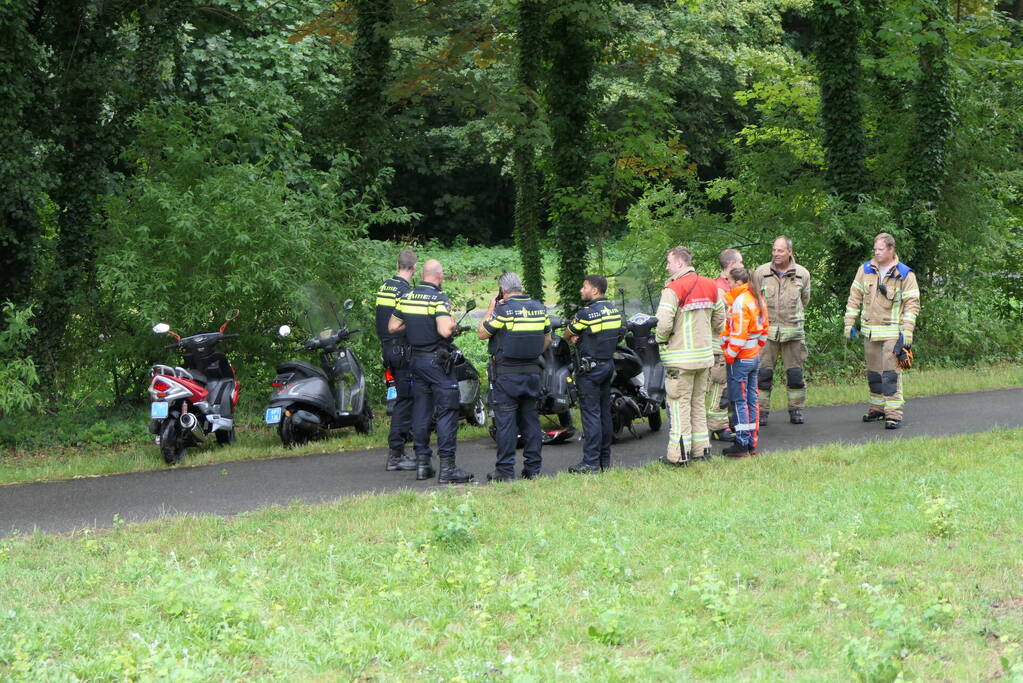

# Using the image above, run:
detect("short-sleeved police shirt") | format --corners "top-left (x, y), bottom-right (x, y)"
top-left (483, 295), bottom-right (551, 366)
top-left (393, 282), bottom-right (452, 352)
top-left (567, 297), bottom-right (623, 360)
top-left (375, 275), bottom-right (412, 343)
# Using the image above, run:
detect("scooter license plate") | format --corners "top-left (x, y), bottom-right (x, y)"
top-left (265, 407), bottom-right (283, 425)
top-left (151, 401), bottom-right (169, 419)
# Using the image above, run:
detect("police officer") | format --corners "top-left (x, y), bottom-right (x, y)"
top-left (375, 248), bottom-right (417, 471)
top-left (388, 259), bottom-right (475, 484)
top-left (564, 274), bottom-right (623, 474)
top-left (477, 272), bottom-right (551, 481)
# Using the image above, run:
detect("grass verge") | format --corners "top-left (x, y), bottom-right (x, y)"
top-left (2, 428), bottom-right (1022, 679)
top-left (2, 363), bottom-right (1021, 487)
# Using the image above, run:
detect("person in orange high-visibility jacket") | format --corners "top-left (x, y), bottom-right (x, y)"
top-left (720, 268), bottom-right (768, 457)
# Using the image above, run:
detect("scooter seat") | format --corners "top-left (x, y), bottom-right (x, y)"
top-left (277, 360), bottom-right (327, 380)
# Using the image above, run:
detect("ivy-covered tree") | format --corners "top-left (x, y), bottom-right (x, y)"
top-left (814, 0), bottom-right (869, 292)
top-left (32, 1), bottom-right (131, 380)
top-left (513, 0), bottom-right (545, 299)
top-left (902, 0), bottom-right (956, 281)
top-left (344, 0), bottom-right (394, 176)
top-left (0, 0), bottom-right (46, 308)
top-left (546, 1), bottom-right (600, 315)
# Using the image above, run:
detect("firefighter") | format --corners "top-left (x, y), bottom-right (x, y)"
top-left (843, 233), bottom-right (920, 429)
top-left (655, 246), bottom-right (726, 465)
top-left (753, 236), bottom-right (812, 425)
top-left (563, 275), bottom-right (623, 473)
top-left (388, 259), bottom-right (475, 484)
top-left (477, 272), bottom-right (551, 481)
top-left (375, 248), bottom-right (417, 471)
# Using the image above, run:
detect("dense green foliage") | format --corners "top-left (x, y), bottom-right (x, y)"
top-left (0, 0), bottom-right (1020, 444)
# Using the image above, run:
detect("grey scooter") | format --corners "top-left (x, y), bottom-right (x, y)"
top-left (265, 299), bottom-right (372, 447)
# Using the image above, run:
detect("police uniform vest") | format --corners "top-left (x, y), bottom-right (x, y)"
top-left (483, 295), bottom-right (551, 371)
top-left (568, 297), bottom-right (623, 360)
top-left (375, 275), bottom-right (412, 343)
top-left (393, 282), bottom-right (452, 353)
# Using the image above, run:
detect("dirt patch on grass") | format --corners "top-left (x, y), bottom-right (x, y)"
top-left (992, 597), bottom-right (1023, 613)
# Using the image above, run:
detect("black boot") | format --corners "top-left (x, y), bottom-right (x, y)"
top-left (722, 442), bottom-right (751, 458)
top-left (691, 447), bottom-right (712, 462)
top-left (863, 409), bottom-right (885, 422)
top-left (416, 453), bottom-right (435, 481)
top-left (386, 449), bottom-right (417, 472)
top-left (437, 456), bottom-right (474, 484)
top-left (789, 409), bottom-right (804, 425)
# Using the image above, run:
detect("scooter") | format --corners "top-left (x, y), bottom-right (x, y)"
top-left (265, 299), bottom-right (372, 447)
top-left (148, 310), bottom-right (241, 464)
top-left (487, 313), bottom-right (577, 445)
top-left (449, 300), bottom-right (487, 426)
top-left (609, 312), bottom-right (665, 439)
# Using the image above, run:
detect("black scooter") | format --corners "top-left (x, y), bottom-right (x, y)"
top-left (265, 299), bottom-right (372, 447)
top-left (448, 300), bottom-right (487, 426)
top-left (609, 312), bottom-right (665, 439)
top-left (487, 313), bottom-right (577, 445)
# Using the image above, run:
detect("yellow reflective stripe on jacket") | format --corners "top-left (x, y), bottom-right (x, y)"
top-left (587, 314), bottom-right (623, 333)
top-left (660, 346), bottom-right (715, 364)
top-left (862, 323), bottom-right (901, 339)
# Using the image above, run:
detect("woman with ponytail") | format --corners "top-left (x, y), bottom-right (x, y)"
top-left (720, 268), bottom-right (769, 456)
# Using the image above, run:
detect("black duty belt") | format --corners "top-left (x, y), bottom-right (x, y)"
top-left (412, 350), bottom-right (440, 357)
top-left (494, 363), bottom-right (541, 375)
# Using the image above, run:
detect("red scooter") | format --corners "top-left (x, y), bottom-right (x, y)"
top-left (148, 310), bottom-right (241, 464)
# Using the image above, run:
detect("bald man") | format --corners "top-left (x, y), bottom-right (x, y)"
top-left (389, 259), bottom-right (474, 484)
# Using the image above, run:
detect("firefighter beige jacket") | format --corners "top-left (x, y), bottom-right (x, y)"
top-left (844, 260), bottom-right (921, 343)
top-left (753, 261), bottom-right (811, 342)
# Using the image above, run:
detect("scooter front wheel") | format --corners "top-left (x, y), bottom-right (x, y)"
top-left (355, 404), bottom-right (373, 435)
top-left (159, 419), bottom-right (185, 465)
top-left (467, 396), bottom-right (487, 427)
top-left (648, 409), bottom-right (662, 432)
top-left (216, 428), bottom-right (236, 446)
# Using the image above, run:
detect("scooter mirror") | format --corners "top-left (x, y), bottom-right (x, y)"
top-left (278, 325), bottom-right (292, 338)
top-left (343, 299), bottom-right (354, 311)
top-left (465, 299), bottom-right (477, 312)
top-left (225, 309), bottom-right (240, 322)
top-left (153, 323), bottom-right (170, 335)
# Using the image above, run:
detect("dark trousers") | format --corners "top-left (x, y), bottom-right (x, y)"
top-left (410, 354), bottom-right (459, 460)
top-left (578, 359), bottom-right (614, 467)
top-left (383, 345), bottom-right (413, 453)
top-left (491, 372), bottom-right (542, 477)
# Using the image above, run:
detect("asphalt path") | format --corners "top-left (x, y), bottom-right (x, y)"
top-left (3, 388), bottom-right (1021, 536)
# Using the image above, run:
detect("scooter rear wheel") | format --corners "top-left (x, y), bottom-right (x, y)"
top-left (648, 409), bottom-right (662, 432)
top-left (278, 414), bottom-right (309, 448)
top-left (216, 428), bottom-right (236, 446)
top-left (159, 419), bottom-right (185, 465)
